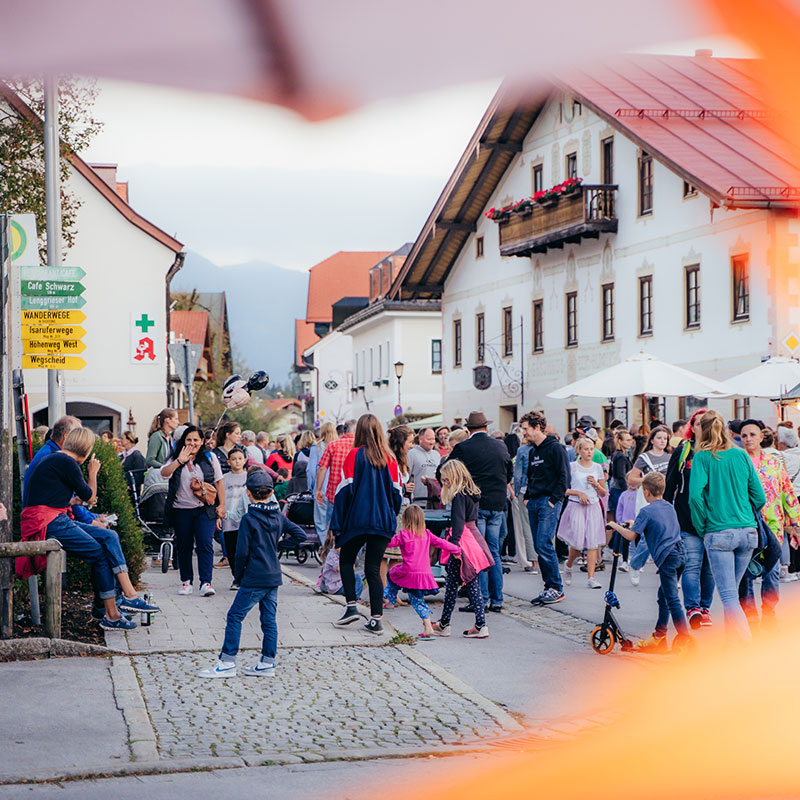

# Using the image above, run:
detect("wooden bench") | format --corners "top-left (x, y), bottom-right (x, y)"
top-left (0, 541), bottom-right (62, 639)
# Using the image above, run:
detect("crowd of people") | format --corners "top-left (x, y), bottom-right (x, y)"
top-left (17, 402), bottom-right (800, 669)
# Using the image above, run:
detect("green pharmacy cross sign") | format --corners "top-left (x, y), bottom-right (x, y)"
top-left (21, 279), bottom-right (86, 297)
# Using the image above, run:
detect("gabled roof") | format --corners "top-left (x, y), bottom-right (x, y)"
top-left (0, 84), bottom-right (183, 253)
top-left (294, 319), bottom-right (319, 369)
top-left (170, 310), bottom-right (210, 346)
top-left (306, 251), bottom-right (390, 322)
top-left (390, 53), bottom-right (800, 301)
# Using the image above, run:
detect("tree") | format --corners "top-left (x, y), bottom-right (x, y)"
top-left (0, 77), bottom-right (103, 258)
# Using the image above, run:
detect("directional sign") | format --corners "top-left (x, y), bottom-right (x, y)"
top-left (22, 354), bottom-right (86, 371)
top-left (21, 324), bottom-right (86, 340)
top-left (20, 309), bottom-right (86, 324)
top-left (23, 338), bottom-right (86, 355)
top-left (21, 295), bottom-right (86, 310)
top-left (19, 265), bottom-right (86, 281)
top-left (21, 279), bottom-right (85, 297)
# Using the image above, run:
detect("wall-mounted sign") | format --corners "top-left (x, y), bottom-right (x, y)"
top-left (473, 365), bottom-right (492, 390)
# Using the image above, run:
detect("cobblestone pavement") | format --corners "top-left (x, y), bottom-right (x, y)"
top-left (106, 559), bottom-right (385, 652)
top-left (133, 646), bottom-right (509, 759)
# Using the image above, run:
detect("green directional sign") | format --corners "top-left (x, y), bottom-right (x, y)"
top-left (21, 295), bottom-right (87, 310)
top-left (21, 279), bottom-right (86, 297)
top-left (19, 266), bottom-right (86, 281)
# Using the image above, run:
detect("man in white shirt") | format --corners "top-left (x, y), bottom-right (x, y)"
top-left (241, 430), bottom-right (265, 464)
top-left (407, 427), bottom-right (441, 507)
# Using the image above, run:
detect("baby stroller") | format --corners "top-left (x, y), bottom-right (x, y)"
top-left (129, 468), bottom-right (177, 574)
top-left (279, 491), bottom-right (321, 565)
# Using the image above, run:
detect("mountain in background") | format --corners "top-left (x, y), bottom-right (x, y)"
top-left (172, 250), bottom-right (308, 383)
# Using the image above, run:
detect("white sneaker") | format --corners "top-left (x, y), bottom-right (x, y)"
top-left (197, 661), bottom-right (236, 678)
top-left (242, 661), bottom-right (276, 677)
top-left (200, 582), bottom-right (216, 597)
top-left (618, 561), bottom-right (631, 573)
top-left (198, 659), bottom-right (236, 679)
top-left (564, 565), bottom-right (573, 586)
top-left (178, 581), bottom-right (192, 595)
top-left (587, 577), bottom-right (602, 589)
top-left (629, 569), bottom-right (641, 587)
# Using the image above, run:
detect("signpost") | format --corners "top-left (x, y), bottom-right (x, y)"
top-left (18, 266), bottom-right (86, 371)
top-left (168, 341), bottom-right (202, 424)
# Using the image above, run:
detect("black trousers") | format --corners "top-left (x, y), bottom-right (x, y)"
top-left (339, 534), bottom-right (388, 617)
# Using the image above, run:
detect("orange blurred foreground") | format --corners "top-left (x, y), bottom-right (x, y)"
top-left (371, 594), bottom-right (800, 800)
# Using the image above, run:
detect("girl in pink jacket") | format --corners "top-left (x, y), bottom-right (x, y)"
top-left (383, 504), bottom-right (460, 640)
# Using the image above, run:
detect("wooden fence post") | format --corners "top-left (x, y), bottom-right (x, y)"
top-left (44, 547), bottom-right (62, 639)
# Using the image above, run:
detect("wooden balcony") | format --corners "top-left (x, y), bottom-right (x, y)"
top-left (498, 185), bottom-right (618, 257)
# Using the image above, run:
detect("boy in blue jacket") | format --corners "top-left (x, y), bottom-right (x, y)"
top-left (199, 471), bottom-right (304, 678)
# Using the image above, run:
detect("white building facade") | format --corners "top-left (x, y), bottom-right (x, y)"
top-left (4, 86), bottom-right (185, 437)
top-left (390, 55), bottom-right (800, 432)
top-left (305, 301), bottom-right (443, 429)
top-left (303, 330), bottom-right (355, 427)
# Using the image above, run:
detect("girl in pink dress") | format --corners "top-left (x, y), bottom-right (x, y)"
top-left (383, 504), bottom-right (461, 639)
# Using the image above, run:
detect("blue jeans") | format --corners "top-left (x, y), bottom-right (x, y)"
top-left (527, 497), bottom-right (563, 592)
top-left (384, 578), bottom-right (430, 620)
top-left (630, 539), bottom-right (650, 570)
top-left (741, 559), bottom-right (780, 618)
top-left (46, 513), bottom-right (117, 599)
top-left (173, 507), bottom-right (215, 585)
top-left (704, 528), bottom-right (757, 640)
top-left (680, 531), bottom-right (715, 611)
top-left (655, 542), bottom-right (689, 637)
top-left (314, 496), bottom-right (334, 546)
top-left (477, 509), bottom-right (504, 604)
top-left (221, 585), bottom-right (278, 662)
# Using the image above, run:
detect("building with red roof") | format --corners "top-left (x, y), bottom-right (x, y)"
top-left (391, 51), bottom-right (800, 431)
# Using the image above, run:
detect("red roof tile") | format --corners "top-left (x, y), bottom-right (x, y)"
top-left (306, 251), bottom-right (390, 323)
top-left (566, 54), bottom-right (800, 204)
top-left (171, 310), bottom-right (209, 346)
top-left (266, 397), bottom-right (302, 412)
top-left (295, 319), bottom-right (319, 369)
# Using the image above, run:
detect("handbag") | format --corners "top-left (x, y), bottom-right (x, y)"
top-left (190, 476), bottom-right (218, 506)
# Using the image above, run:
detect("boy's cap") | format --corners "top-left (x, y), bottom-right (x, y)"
top-left (246, 470), bottom-right (274, 492)
top-left (583, 428), bottom-right (598, 442)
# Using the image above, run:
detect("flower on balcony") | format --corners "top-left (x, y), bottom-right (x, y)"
top-left (485, 178), bottom-right (583, 222)
top-left (484, 204), bottom-right (514, 221)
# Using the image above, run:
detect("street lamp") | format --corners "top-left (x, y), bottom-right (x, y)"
top-left (394, 361), bottom-right (404, 407)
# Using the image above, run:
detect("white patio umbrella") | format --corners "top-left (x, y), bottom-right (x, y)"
top-left (724, 356), bottom-right (800, 399)
top-left (547, 352), bottom-right (733, 400)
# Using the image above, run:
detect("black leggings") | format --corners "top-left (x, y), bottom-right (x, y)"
top-left (440, 557), bottom-right (485, 628)
top-left (339, 534), bottom-right (388, 617)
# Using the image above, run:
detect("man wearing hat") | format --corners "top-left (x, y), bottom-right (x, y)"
top-left (447, 411), bottom-right (513, 612)
top-left (199, 469), bottom-right (305, 679)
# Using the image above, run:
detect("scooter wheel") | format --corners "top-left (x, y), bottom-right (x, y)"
top-left (296, 548), bottom-right (308, 564)
top-left (590, 624), bottom-right (615, 654)
top-left (160, 541), bottom-right (172, 574)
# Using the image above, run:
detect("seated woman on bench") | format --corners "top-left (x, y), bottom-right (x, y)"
top-left (20, 426), bottom-right (160, 630)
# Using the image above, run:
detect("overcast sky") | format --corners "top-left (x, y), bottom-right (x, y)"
top-left (83, 34), bottom-right (751, 272)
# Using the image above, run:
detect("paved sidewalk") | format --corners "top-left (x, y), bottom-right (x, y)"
top-left (106, 558), bottom-right (384, 652)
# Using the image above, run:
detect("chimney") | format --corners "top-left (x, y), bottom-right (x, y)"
top-left (88, 162), bottom-right (118, 188)
top-left (695, 49), bottom-right (713, 58)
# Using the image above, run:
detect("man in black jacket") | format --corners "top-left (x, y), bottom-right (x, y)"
top-left (447, 411), bottom-right (512, 611)
top-left (521, 411), bottom-right (570, 605)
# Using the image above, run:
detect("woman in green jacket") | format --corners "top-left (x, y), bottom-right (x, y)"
top-left (146, 408), bottom-right (179, 469)
top-left (688, 410), bottom-right (766, 640)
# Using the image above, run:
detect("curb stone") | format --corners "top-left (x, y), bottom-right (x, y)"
top-left (0, 637), bottom-right (122, 661)
top-left (110, 655), bottom-right (159, 761)
top-left (397, 645), bottom-right (524, 732)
